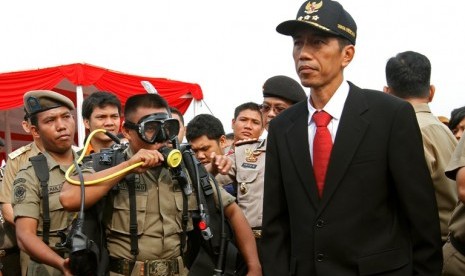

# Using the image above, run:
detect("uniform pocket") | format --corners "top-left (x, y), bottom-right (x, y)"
top-left (110, 191), bottom-right (148, 235)
top-left (358, 247), bottom-right (409, 275)
top-left (236, 170), bottom-right (259, 202)
top-left (174, 191), bottom-right (196, 231)
top-left (42, 192), bottom-right (69, 233)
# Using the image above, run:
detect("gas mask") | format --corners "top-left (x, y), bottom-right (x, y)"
top-left (124, 112), bottom-right (180, 144)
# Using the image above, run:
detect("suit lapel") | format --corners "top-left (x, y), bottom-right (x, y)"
top-left (285, 103), bottom-right (320, 210)
top-left (318, 85), bottom-right (369, 215)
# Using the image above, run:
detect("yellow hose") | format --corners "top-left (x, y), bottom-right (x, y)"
top-left (65, 129), bottom-right (143, 186)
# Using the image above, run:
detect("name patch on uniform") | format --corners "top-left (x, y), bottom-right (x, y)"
top-left (117, 181), bottom-right (147, 192)
top-left (13, 178), bottom-right (26, 186)
top-left (14, 185), bottom-right (26, 203)
top-left (48, 184), bottom-right (63, 194)
top-left (241, 163), bottom-right (257, 169)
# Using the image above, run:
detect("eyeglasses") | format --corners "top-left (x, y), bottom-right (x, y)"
top-left (124, 113), bottom-right (180, 144)
top-left (259, 104), bottom-right (288, 115)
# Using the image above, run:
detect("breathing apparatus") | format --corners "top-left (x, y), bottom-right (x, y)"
top-left (65, 113), bottom-right (182, 186)
top-left (62, 110), bottom-right (183, 275)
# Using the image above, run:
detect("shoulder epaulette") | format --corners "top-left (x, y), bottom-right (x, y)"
top-left (8, 144), bottom-right (32, 160)
top-left (234, 138), bottom-right (262, 147)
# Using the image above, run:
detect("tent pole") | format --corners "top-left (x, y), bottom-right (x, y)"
top-left (194, 99), bottom-right (201, 117)
top-left (76, 85), bottom-right (85, 148)
top-left (4, 110), bottom-right (12, 154)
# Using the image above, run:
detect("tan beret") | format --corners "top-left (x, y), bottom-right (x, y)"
top-left (23, 90), bottom-right (74, 116)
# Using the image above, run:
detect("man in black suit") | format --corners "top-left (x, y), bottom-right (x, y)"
top-left (260, 1), bottom-right (443, 275)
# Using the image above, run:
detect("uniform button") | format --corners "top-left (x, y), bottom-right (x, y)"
top-left (316, 253), bottom-right (325, 262)
top-left (316, 219), bottom-right (325, 228)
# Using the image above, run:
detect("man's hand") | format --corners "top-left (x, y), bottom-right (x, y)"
top-left (128, 149), bottom-right (165, 173)
top-left (205, 152), bottom-right (232, 176)
top-left (61, 258), bottom-right (73, 276)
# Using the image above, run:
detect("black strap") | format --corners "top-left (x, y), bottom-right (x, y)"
top-left (223, 242), bottom-right (238, 276)
top-left (450, 235), bottom-right (465, 256)
top-left (30, 154), bottom-right (50, 245)
top-left (126, 174), bottom-right (139, 257)
top-left (180, 181), bottom-right (189, 259)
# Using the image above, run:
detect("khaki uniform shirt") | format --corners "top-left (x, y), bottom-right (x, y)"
top-left (414, 103), bottom-right (458, 241)
top-left (12, 151), bottom-right (77, 247)
top-left (445, 135), bottom-right (465, 243)
top-left (101, 148), bottom-right (235, 261)
top-left (0, 142), bottom-right (41, 204)
top-left (216, 139), bottom-right (266, 228)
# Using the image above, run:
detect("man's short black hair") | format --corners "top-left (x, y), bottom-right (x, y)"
top-left (234, 102), bottom-right (261, 120)
top-left (82, 91), bottom-right (122, 119)
top-left (385, 51), bottom-right (431, 99)
top-left (186, 114), bottom-right (225, 142)
top-left (124, 94), bottom-right (169, 120)
top-left (449, 106), bottom-right (465, 131)
top-left (170, 106), bottom-right (184, 125)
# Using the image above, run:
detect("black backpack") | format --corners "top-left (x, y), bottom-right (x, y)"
top-left (62, 144), bottom-right (128, 276)
top-left (178, 145), bottom-right (242, 276)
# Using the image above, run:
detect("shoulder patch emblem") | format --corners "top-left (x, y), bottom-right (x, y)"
top-left (14, 185), bottom-right (27, 203)
top-left (13, 178), bottom-right (26, 186)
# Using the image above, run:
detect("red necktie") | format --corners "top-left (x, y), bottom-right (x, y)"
top-left (313, 111), bottom-right (333, 197)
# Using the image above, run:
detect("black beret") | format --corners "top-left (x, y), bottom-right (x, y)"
top-left (262, 75), bottom-right (307, 104)
top-left (23, 90), bottom-right (74, 117)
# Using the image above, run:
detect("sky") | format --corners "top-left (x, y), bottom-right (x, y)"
top-left (1, 0), bottom-right (465, 133)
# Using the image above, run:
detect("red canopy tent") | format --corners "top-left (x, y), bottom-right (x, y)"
top-left (0, 63), bottom-right (203, 152)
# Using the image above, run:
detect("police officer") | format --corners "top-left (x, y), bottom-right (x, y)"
top-left (12, 90), bottom-right (77, 276)
top-left (218, 76), bottom-right (307, 238)
top-left (0, 116), bottom-right (44, 276)
top-left (259, 75), bottom-right (307, 132)
top-left (443, 137), bottom-right (465, 275)
top-left (60, 93), bottom-right (261, 276)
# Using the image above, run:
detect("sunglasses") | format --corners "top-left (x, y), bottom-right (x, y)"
top-left (259, 103), bottom-right (288, 115)
top-left (124, 113), bottom-right (180, 144)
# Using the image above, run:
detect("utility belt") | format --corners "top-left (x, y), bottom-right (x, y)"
top-left (450, 235), bottom-right (465, 256)
top-left (252, 226), bottom-right (262, 239)
top-left (109, 256), bottom-right (181, 276)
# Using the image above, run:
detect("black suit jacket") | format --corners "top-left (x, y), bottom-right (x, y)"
top-left (261, 83), bottom-right (443, 276)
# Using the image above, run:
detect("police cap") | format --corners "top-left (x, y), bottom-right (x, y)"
top-left (262, 75), bottom-right (307, 104)
top-left (276, 0), bottom-right (357, 45)
top-left (23, 90), bottom-right (75, 117)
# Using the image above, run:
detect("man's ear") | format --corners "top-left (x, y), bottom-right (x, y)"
top-left (21, 120), bottom-right (31, 134)
top-left (428, 85), bottom-right (435, 102)
top-left (341, 45), bottom-right (355, 68)
top-left (121, 122), bottom-right (131, 139)
top-left (83, 118), bottom-right (91, 130)
top-left (383, 86), bottom-right (391, 94)
top-left (231, 119), bottom-right (236, 132)
top-left (29, 125), bottom-right (41, 140)
top-left (219, 135), bottom-right (227, 149)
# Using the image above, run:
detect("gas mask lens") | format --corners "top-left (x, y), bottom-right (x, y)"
top-left (125, 113), bottom-right (180, 144)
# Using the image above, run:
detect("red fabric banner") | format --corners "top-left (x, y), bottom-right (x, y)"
top-left (0, 63), bottom-right (203, 114)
